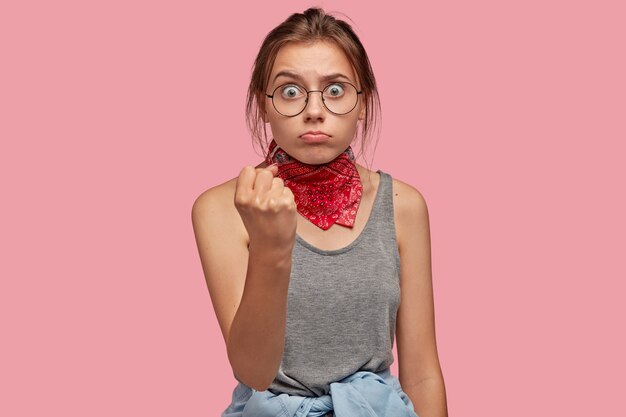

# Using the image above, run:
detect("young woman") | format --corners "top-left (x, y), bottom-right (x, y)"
top-left (192, 8), bottom-right (448, 417)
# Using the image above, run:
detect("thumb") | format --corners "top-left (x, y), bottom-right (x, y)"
top-left (267, 163), bottom-right (279, 175)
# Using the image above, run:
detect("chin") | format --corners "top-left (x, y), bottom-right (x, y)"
top-left (279, 141), bottom-right (348, 165)
top-left (299, 150), bottom-right (342, 165)
top-left (293, 156), bottom-right (326, 165)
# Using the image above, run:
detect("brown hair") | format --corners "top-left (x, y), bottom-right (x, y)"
top-left (246, 7), bottom-right (381, 168)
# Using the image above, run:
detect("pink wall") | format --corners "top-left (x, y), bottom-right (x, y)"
top-left (2, 0), bottom-right (624, 415)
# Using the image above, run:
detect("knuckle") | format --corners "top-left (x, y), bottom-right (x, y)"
top-left (257, 168), bottom-right (272, 178)
top-left (234, 194), bottom-right (248, 207)
top-left (267, 198), bottom-right (279, 212)
top-left (278, 197), bottom-right (293, 211)
top-left (235, 191), bottom-right (254, 207)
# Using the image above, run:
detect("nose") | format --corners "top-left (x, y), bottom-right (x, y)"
top-left (303, 90), bottom-right (326, 121)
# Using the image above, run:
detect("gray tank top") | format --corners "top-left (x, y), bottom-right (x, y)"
top-left (253, 170), bottom-right (401, 397)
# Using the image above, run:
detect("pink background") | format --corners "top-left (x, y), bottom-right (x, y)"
top-left (2, 0), bottom-right (624, 415)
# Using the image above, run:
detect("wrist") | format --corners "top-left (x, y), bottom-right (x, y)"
top-left (248, 241), bottom-right (293, 267)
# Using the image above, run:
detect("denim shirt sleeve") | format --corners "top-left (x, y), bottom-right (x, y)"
top-left (221, 368), bottom-right (419, 417)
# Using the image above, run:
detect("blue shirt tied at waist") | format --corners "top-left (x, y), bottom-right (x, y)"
top-left (221, 368), bottom-right (419, 417)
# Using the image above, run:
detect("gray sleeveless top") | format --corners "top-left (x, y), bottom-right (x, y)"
top-left (245, 170), bottom-right (401, 397)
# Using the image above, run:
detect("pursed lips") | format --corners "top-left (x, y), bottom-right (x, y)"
top-left (300, 131), bottom-right (331, 142)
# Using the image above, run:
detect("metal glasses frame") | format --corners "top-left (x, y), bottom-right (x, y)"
top-left (265, 82), bottom-right (363, 117)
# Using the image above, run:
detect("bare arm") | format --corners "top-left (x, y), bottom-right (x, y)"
top-left (393, 179), bottom-right (448, 417)
top-left (227, 243), bottom-right (292, 390)
top-left (191, 165), bottom-right (297, 391)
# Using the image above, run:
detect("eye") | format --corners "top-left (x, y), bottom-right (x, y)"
top-left (325, 83), bottom-right (345, 97)
top-left (280, 84), bottom-right (304, 99)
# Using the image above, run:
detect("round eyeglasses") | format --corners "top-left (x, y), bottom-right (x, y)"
top-left (265, 82), bottom-right (363, 117)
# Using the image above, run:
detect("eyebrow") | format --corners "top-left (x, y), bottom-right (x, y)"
top-left (272, 70), bottom-right (354, 84)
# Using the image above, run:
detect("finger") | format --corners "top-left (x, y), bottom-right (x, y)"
top-left (282, 185), bottom-right (296, 205)
top-left (267, 177), bottom-right (285, 198)
top-left (235, 166), bottom-right (256, 194)
top-left (266, 163), bottom-right (279, 176)
top-left (253, 168), bottom-right (275, 194)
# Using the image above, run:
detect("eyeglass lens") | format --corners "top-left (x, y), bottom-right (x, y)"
top-left (271, 83), bottom-right (359, 116)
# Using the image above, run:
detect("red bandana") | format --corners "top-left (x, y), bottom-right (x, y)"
top-left (264, 139), bottom-right (363, 230)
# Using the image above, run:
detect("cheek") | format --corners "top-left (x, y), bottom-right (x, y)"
top-left (347, 115), bottom-right (361, 132)
top-left (267, 118), bottom-right (295, 139)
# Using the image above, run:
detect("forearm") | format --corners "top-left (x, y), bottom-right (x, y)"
top-left (402, 377), bottom-right (448, 417)
top-left (227, 245), bottom-right (292, 391)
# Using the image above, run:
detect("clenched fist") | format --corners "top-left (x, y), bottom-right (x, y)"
top-left (234, 164), bottom-right (297, 251)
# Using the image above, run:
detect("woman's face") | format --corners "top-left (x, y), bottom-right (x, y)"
top-left (264, 41), bottom-right (365, 165)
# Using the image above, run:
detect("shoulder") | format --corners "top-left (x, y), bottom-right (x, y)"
top-left (192, 176), bottom-right (238, 217)
top-left (191, 162), bottom-right (268, 241)
top-left (390, 177), bottom-right (429, 217)
top-left (389, 176), bottom-right (430, 250)
top-left (192, 160), bottom-right (267, 214)
top-left (191, 175), bottom-right (245, 243)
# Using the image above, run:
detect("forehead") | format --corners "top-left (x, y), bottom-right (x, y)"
top-left (269, 41), bottom-right (357, 84)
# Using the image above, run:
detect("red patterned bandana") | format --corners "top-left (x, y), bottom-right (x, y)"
top-left (264, 139), bottom-right (363, 230)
